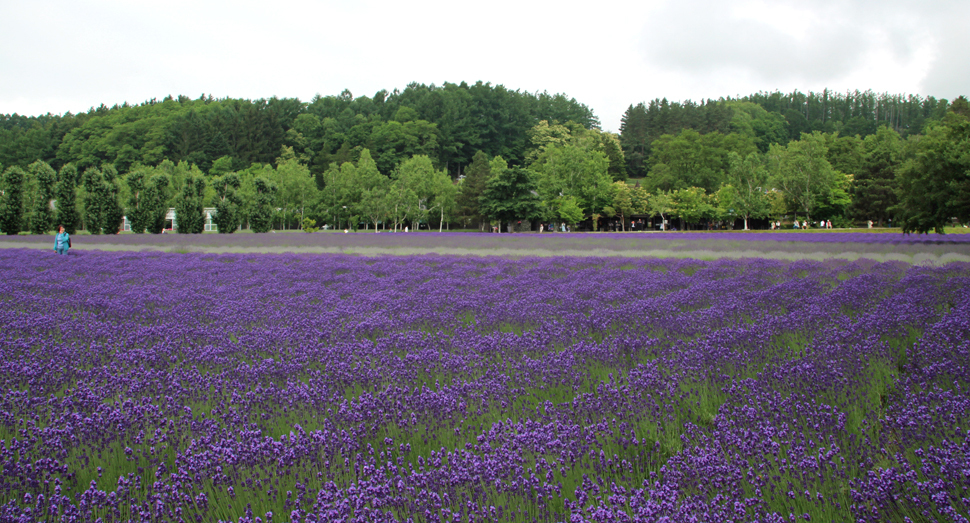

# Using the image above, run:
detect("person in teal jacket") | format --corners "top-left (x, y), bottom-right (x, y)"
top-left (54, 225), bottom-right (70, 255)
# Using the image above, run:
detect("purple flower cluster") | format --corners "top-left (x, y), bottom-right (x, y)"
top-left (0, 249), bottom-right (968, 522)
top-left (4, 230), bottom-right (970, 254)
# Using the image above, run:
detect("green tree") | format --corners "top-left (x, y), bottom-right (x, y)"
top-left (175, 176), bottom-right (206, 234)
top-left (315, 162), bottom-right (347, 229)
top-left (645, 129), bottom-right (757, 193)
top-left (276, 147), bottom-right (316, 228)
top-left (209, 155), bottom-right (234, 177)
top-left (429, 168), bottom-right (457, 231)
top-left (28, 160), bottom-right (57, 234)
top-left (55, 164), bottom-right (80, 234)
top-left (213, 173), bottom-right (242, 233)
top-left (619, 103), bottom-right (650, 177)
top-left (82, 167), bottom-right (123, 235)
top-left (725, 101), bottom-right (789, 152)
top-left (599, 132), bottom-right (628, 181)
top-left (359, 179), bottom-right (390, 231)
top-left (557, 196), bottom-right (585, 226)
top-left (143, 174), bottom-right (170, 234)
top-left (369, 119), bottom-right (440, 174)
top-left (351, 150), bottom-right (390, 231)
top-left (767, 132), bottom-right (840, 224)
top-left (479, 168), bottom-right (542, 232)
top-left (0, 166), bottom-right (26, 235)
top-left (386, 177), bottom-right (419, 232)
top-left (850, 127), bottom-right (902, 226)
top-left (532, 144), bottom-right (612, 221)
top-left (672, 187), bottom-right (714, 229)
top-left (125, 168), bottom-right (154, 234)
top-left (648, 190), bottom-right (674, 230)
top-left (249, 177), bottom-right (277, 233)
top-left (893, 112), bottom-right (970, 234)
top-left (725, 152), bottom-right (771, 230)
top-left (525, 120), bottom-right (574, 163)
top-left (455, 150), bottom-right (491, 230)
top-left (608, 181), bottom-right (636, 231)
top-left (394, 155), bottom-right (443, 230)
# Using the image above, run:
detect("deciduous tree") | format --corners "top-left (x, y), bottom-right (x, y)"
top-left (479, 168), bottom-right (542, 232)
top-left (725, 152), bottom-right (771, 230)
top-left (893, 112), bottom-right (970, 234)
top-left (767, 132), bottom-right (840, 224)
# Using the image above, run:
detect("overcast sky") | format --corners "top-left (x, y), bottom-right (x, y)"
top-left (1, 0), bottom-right (967, 132)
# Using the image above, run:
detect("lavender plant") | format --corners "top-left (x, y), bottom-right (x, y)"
top-left (0, 249), bottom-right (967, 522)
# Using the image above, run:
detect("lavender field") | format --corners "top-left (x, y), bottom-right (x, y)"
top-left (3, 231), bottom-right (970, 264)
top-left (1, 248), bottom-right (969, 522)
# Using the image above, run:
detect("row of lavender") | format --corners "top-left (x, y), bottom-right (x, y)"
top-left (0, 249), bottom-right (968, 522)
top-left (4, 231), bottom-right (970, 252)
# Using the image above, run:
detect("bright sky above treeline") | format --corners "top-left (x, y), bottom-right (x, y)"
top-left (2, 0), bottom-right (967, 132)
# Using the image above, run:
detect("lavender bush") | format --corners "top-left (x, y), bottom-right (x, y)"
top-left (1, 249), bottom-right (968, 522)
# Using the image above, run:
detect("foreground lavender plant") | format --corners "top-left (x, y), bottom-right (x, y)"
top-left (0, 249), bottom-right (967, 522)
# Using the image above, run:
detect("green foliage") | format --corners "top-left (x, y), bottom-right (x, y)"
top-left (893, 112), bottom-right (970, 234)
top-left (479, 168), bottom-right (542, 231)
top-left (619, 103), bottom-right (651, 178)
top-left (28, 160), bottom-right (56, 234)
top-left (275, 147), bottom-right (315, 228)
top-left (55, 164), bottom-right (80, 234)
top-left (556, 196), bottom-right (585, 225)
top-left (599, 132), bottom-right (628, 181)
top-left (81, 166), bottom-right (123, 234)
top-left (126, 167), bottom-right (172, 234)
top-left (353, 151), bottom-right (391, 231)
top-left (607, 181), bottom-right (645, 230)
top-left (213, 173), bottom-right (242, 233)
top-left (725, 152), bottom-right (771, 229)
top-left (645, 129), bottom-right (757, 194)
top-left (391, 155), bottom-right (439, 229)
top-left (648, 190), bottom-right (674, 227)
top-left (0, 165), bottom-right (26, 235)
top-left (455, 150), bottom-right (491, 229)
top-left (525, 120), bottom-right (574, 163)
top-left (767, 132), bottom-right (841, 223)
top-left (672, 186), bottom-right (715, 228)
top-left (301, 217), bottom-right (318, 233)
top-left (725, 101), bottom-right (789, 152)
top-left (849, 127), bottom-right (903, 225)
top-left (533, 144), bottom-right (612, 219)
top-left (175, 176), bottom-right (206, 234)
top-left (4, 86), bottom-right (966, 235)
top-left (249, 177), bottom-right (277, 233)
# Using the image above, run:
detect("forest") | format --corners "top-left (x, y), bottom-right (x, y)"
top-left (0, 82), bottom-right (968, 235)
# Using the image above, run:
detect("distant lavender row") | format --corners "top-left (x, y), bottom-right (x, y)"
top-left (3, 230), bottom-right (970, 255)
top-left (1, 249), bottom-right (968, 522)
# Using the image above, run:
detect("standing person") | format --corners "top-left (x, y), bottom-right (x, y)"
top-left (54, 225), bottom-right (70, 255)
top-left (827, 220), bottom-right (832, 229)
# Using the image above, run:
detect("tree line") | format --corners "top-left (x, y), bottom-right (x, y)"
top-left (0, 82), bottom-right (596, 178)
top-left (1, 84), bottom-right (968, 234)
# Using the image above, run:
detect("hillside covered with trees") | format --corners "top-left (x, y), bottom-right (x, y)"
top-left (0, 83), bottom-right (968, 235)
